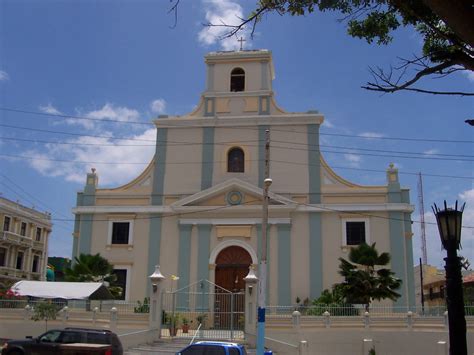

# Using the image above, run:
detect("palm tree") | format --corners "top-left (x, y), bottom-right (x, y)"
top-left (64, 253), bottom-right (122, 298)
top-left (337, 243), bottom-right (401, 310)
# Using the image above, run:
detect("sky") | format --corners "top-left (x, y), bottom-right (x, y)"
top-left (0, 0), bottom-right (472, 271)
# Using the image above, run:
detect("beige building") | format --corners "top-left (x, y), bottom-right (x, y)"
top-left (72, 50), bottom-right (415, 307)
top-left (0, 197), bottom-right (52, 288)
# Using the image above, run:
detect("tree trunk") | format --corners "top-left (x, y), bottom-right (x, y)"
top-left (421, 0), bottom-right (474, 47)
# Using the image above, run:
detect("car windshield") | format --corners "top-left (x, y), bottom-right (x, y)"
top-left (181, 344), bottom-right (226, 355)
top-left (39, 330), bottom-right (61, 343)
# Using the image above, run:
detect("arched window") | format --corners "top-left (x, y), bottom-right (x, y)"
top-left (230, 68), bottom-right (245, 92)
top-left (227, 147), bottom-right (244, 173)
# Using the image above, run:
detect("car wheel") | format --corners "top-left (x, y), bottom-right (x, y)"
top-left (8, 350), bottom-right (24, 355)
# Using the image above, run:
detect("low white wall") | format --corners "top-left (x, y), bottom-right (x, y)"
top-left (264, 327), bottom-right (474, 355)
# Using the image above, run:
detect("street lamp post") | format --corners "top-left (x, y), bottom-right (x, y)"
top-left (257, 129), bottom-right (271, 355)
top-left (432, 201), bottom-right (467, 355)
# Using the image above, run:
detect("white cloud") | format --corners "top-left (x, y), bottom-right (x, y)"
top-left (39, 103), bottom-right (62, 115)
top-left (64, 103), bottom-right (141, 129)
top-left (464, 70), bottom-right (474, 82)
top-left (344, 153), bottom-right (361, 167)
top-left (86, 103), bottom-right (140, 122)
top-left (358, 132), bottom-right (385, 139)
top-left (423, 149), bottom-right (439, 155)
top-left (25, 128), bottom-right (156, 186)
top-left (0, 70), bottom-right (9, 81)
top-left (150, 98), bottom-right (166, 114)
top-left (322, 118), bottom-right (334, 128)
top-left (198, 0), bottom-right (250, 51)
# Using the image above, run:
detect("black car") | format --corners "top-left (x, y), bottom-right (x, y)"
top-left (0, 327), bottom-right (123, 355)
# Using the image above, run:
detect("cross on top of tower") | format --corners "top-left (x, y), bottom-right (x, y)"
top-left (238, 37), bottom-right (246, 51)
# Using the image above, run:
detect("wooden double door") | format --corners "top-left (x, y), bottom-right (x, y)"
top-left (214, 246), bottom-right (251, 329)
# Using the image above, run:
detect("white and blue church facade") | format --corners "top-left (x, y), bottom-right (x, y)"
top-left (72, 49), bottom-right (415, 308)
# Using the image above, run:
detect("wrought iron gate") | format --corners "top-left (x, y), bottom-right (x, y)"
top-left (161, 279), bottom-right (245, 340)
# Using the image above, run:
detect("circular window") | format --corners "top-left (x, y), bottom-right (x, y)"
top-left (226, 191), bottom-right (243, 205)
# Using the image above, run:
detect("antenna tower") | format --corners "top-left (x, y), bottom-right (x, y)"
top-left (418, 172), bottom-right (428, 265)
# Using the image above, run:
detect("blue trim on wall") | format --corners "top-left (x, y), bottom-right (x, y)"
top-left (401, 190), bottom-right (410, 203)
top-left (197, 224), bottom-right (212, 310)
top-left (201, 127), bottom-right (214, 190)
top-left (404, 212), bottom-right (415, 308)
top-left (258, 96), bottom-right (269, 115)
top-left (309, 212), bottom-right (322, 299)
top-left (204, 98), bottom-right (215, 117)
top-left (78, 214), bottom-right (93, 256)
top-left (277, 224), bottom-right (291, 306)
top-left (151, 128), bottom-right (168, 205)
top-left (177, 224), bottom-right (192, 309)
top-left (147, 214), bottom-right (163, 294)
top-left (258, 126), bottom-right (269, 188)
top-left (389, 211), bottom-right (407, 307)
top-left (307, 124), bottom-right (321, 204)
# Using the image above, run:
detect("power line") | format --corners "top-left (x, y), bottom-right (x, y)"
top-left (0, 173), bottom-right (73, 222)
top-left (1, 136), bottom-right (472, 159)
top-left (0, 107), bottom-right (153, 126)
top-left (2, 153), bottom-right (473, 180)
top-left (0, 183), bottom-right (73, 233)
top-left (2, 108), bottom-right (473, 144)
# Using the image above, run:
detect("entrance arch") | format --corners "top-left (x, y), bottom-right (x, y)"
top-left (214, 245), bottom-right (251, 329)
top-left (215, 246), bottom-right (252, 293)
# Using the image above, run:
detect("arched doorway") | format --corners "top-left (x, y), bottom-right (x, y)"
top-left (214, 246), bottom-right (251, 329)
top-left (215, 246), bottom-right (252, 292)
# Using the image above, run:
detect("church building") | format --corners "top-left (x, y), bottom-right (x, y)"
top-left (72, 49), bottom-right (415, 308)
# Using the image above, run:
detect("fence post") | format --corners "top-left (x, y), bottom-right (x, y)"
top-left (24, 305), bottom-right (31, 320)
top-left (443, 311), bottom-right (448, 329)
top-left (298, 340), bottom-right (309, 355)
top-left (110, 307), bottom-right (118, 332)
top-left (148, 265), bottom-right (165, 340)
top-left (323, 311), bottom-right (331, 328)
top-left (61, 306), bottom-right (69, 326)
top-left (92, 307), bottom-right (98, 326)
top-left (243, 267), bottom-right (258, 347)
top-left (292, 310), bottom-right (301, 330)
top-left (364, 311), bottom-right (370, 328)
top-left (406, 311), bottom-right (413, 329)
top-left (436, 340), bottom-right (448, 355)
top-left (362, 339), bottom-right (374, 354)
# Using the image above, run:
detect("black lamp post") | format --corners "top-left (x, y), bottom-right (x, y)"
top-left (432, 201), bottom-right (467, 355)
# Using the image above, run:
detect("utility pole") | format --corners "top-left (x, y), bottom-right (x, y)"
top-left (257, 129), bottom-right (272, 355)
top-left (418, 172), bottom-right (428, 265)
top-left (419, 258), bottom-right (425, 315)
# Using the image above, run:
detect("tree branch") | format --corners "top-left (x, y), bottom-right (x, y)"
top-left (363, 59), bottom-right (474, 96)
top-left (205, 5), bottom-right (271, 39)
top-left (168, 0), bottom-right (180, 29)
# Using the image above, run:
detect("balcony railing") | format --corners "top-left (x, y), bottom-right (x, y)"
top-left (1, 231), bottom-right (44, 250)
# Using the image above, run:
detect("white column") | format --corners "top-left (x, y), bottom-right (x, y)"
top-left (244, 267), bottom-right (258, 347)
top-left (149, 265), bottom-right (166, 341)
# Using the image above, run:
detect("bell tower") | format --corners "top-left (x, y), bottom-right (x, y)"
top-left (200, 50), bottom-right (276, 117)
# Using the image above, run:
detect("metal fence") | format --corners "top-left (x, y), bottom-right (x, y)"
top-left (160, 280), bottom-right (245, 340)
top-left (266, 303), bottom-right (474, 317)
top-left (0, 299), bottom-right (142, 315)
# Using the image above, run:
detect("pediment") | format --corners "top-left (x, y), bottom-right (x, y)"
top-left (171, 178), bottom-right (296, 208)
